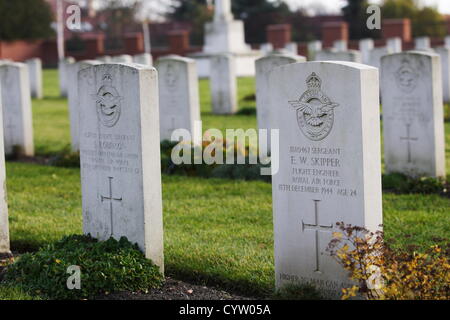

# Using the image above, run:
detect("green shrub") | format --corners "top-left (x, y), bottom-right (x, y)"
top-left (382, 173), bottom-right (448, 196)
top-left (49, 146), bottom-right (80, 168)
top-left (273, 284), bottom-right (323, 300)
top-left (4, 235), bottom-right (163, 300)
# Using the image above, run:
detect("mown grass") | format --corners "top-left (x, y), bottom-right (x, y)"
top-left (1, 69), bottom-right (449, 299)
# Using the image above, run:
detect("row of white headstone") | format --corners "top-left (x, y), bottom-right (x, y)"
top-left (59, 53), bottom-right (153, 97)
top-left (0, 50), bottom-right (446, 298)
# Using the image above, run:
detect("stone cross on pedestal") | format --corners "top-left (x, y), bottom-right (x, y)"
top-left (214, 0), bottom-right (233, 22)
top-left (301, 200), bottom-right (333, 273)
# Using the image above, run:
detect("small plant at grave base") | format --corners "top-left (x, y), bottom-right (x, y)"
top-left (3, 235), bottom-right (164, 300)
top-left (444, 103), bottom-right (450, 122)
top-left (5, 145), bottom-right (24, 161)
top-left (273, 283), bottom-right (323, 300)
top-left (327, 223), bottom-right (450, 300)
top-left (161, 139), bottom-right (271, 182)
top-left (49, 145), bottom-right (80, 168)
top-left (382, 173), bottom-right (448, 197)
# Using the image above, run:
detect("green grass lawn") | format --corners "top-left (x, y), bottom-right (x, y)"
top-left (2, 69), bottom-right (450, 299)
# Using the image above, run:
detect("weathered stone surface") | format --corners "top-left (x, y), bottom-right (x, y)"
top-left (0, 86), bottom-right (9, 255)
top-left (435, 47), bottom-right (450, 102)
top-left (134, 53), bottom-right (153, 66)
top-left (387, 37), bottom-right (402, 53)
top-left (26, 58), bottom-right (43, 99)
top-left (79, 64), bottom-right (164, 271)
top-left (359, 38), bottom-right (374, 64)
top-left (68, 60), bottom-right (101, 151)
top-left (0, 62), bottom-right (34, 156)
top-left (255, 53), bottom-right (306, 149)
top-left (381, 51), bottom-right (446, 177)
top-left (307, 41), bottom-right (322, 61)
top-left (210, 54), bottom-right (237, 114)
top-left (111, 55), bottom-right (133, 63)
top-left (269, 61), bottom-right (382, 298)
top-left (156, 55), bottom-right (201, 142)
top-left (59, 57), bottom-right (75, 97)
top-left (314, 49), bottom-right (362, 63)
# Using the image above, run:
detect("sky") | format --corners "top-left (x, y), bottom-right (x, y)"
top-left (283, 0), bottom-right (450, 14)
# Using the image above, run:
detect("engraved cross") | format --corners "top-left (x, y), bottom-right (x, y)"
top-left (101, 177), bottom-right (122, 237)
top-left (400, 123), bottom-right (418, 163)
top-left (302, 200), bottom-right (333, 273)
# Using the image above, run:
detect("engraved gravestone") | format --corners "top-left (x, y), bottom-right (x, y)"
top-left (79, 64), bottom-right (164, 271)
top-left (0, 62), bottom-right (34, 156)
top-left (59, 57), bottom-right (75, 97)
top-left (210, 53), bottom-right (237, 114)
top-left (435, 47), bottom-right (450, 102)
top-left (268, 61), bottom-right (382, 298)
top-left (26, 58), bottom-right (43, 99)
top-left (381, 52), bottom-right (446, 177)
top-left (0, 87), bottom-right (9, 255)
top-left (255, 53), bottom-right (306, 150)
top-left (68, 60), bottom-right (101, 151)
top-left (156, 55), bottom-right (201, 142)
top-left (134, 53), bottom-right (153, 66)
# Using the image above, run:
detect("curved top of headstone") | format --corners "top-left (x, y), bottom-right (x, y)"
top-left (256, 53), bottom-right (306, 64)
top-left (0, 61), bottom-right (26, 69)
top-left (381, 50), bottom-right (440, 63)
top-left (156, 54), bottom-right (195, 64)
top-left (272, 61), bottom-right (377, 79)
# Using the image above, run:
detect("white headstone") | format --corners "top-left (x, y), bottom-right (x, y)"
top-left (435, 47), bottom-right (450, 102)
top-left (333, 40), bottom-right (348, 51)
top-left (284, 43), bottom-right (298, 55)
top-left (133, 53), bottom-right (153, 66)
top-left (307, 40), bottom-right (322, 61)
top-left (256, 53), bottom-right (306, 150)
top-left (68, 60), bottom-right (101, 151)
top-left (156, 55), bottom-right (201, 142)
top-left (0, 87), bottom-right (9, 255)
top-left (387, 37), bottom-right (402, 53)
top-left (315, 49), bottom-right (362, 63)
top-left (26, 58), bottom-right (43, 99)
top-left (260, 43), bottom-right (274, 55)
top-left (415, 37), bottom-right (432, 52)
top-left (381, 52), bottom-right (446, 177)
top-left (79, 64), bottom-right (164, 271)
top-left (445, 36), bottom-right (450, 49)
top-left (368, 47), bottom-right (391, 70)
top-left (98, 56), bottom-right (112, 63)
top-left (269, 61), bottom-right (382, 298)
top-left (359, 38), bottom-right (374, 64)
top-left (0, 62), bottom-right (34, 156)
top-left (112, 55), bottom-right (133, 63)
top-left (59, 57), bottom-right (75, 97)
top-left (210, 54), bottom-right (237, 114)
